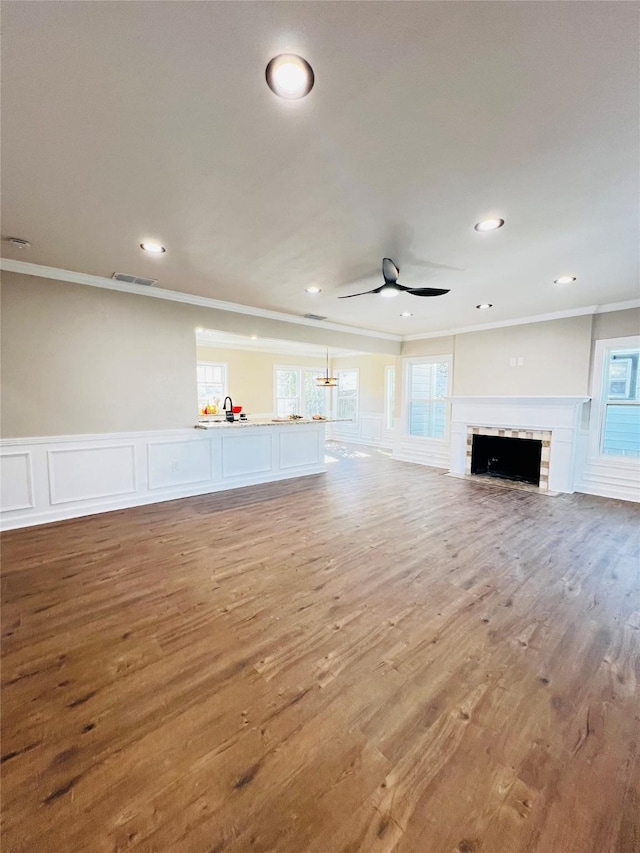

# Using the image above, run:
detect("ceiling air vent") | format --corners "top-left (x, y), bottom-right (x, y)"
top-left (302, 313), bottom-right (327, 321)
top-left (112, 273), bottom-right (158, 287)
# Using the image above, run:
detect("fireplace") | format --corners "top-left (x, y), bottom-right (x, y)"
top-left (448, 397), bottom-right (589, 495)
top-left (471, 434), bottom-right (542, 486)
top-left (465, 426), bottom-right (552, 490)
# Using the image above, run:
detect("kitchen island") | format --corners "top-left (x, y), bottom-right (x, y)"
top-left (192, 417), bottom-right (327, 487)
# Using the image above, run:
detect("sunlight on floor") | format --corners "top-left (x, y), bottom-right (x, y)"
top-left (325, 441), bottom-right (371, 460)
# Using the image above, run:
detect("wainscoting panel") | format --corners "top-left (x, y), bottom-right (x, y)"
top-left (392, 435), bottom-right (451, 469)
top-left (574, 430), bottom-right (640, 502)
top-left (328, 413), bottom-right (391, 449)
top-left (221, 433), bottom-right (272, 478)
top-left (148, 438), bottom-right (213, 490)
top-left (48, 444), bottom-right (136, 505)
top-left (0, 452), bottom-right (34, 512)
top-left (279, 429), bottom-right (323, 469)
top-left (360, 415), bottom-right (382, 445)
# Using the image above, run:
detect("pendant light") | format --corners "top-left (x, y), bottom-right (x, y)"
top-left (316, 348), bottom-right (338, 387)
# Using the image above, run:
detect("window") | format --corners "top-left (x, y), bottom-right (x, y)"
top-left (407, 357), bottom-right (451, 439)
top-left (385, 365), bottom-right (396, 429)
top-left (274, 367), bottom-right (328, 417)
top-left (197, 362), bottom-right (227, 413)
top-left (335, 369), bottom-right (358, 421)
top-left (599, 342), bottom-right (640, 458)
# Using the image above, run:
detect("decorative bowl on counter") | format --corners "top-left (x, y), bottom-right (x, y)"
top-left (232, 406), bottom-right (243, 413)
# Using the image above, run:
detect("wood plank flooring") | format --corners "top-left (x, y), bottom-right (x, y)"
top-left (1, 442), bottom-right (639, 853)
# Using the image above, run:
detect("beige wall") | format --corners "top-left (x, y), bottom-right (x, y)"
top-left (453, 316), bottom-right (593, 396)
top-left (0, 272), bottom-right (398, 438)
top-left (592, 308), bottom-right (639, 341)
top-left (587, 307), bottom-right (640, 390)
top-left (400, 336), bottom-right (455, 358)
top-left (196, 345), bottom-right (324, 414)
top-left (332, 353), bottom-right (396, 414)
top-left (1, 274), bottom-right (198, 436)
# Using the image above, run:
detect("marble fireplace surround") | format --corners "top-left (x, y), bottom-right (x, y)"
top-left (449, 397), bottom-right (589, 494)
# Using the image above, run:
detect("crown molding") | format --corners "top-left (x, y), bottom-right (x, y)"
top-left (0, 258), bottom-right (402, 343)
top-left (3, 258), bottom-right (637, 345)
top-left (402, 299), bottom-right (640, 342)
top-left (592, 299), bottom-right (640, 314)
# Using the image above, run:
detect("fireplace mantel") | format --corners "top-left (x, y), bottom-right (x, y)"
top-left (448, 396), bottom-right (590, 493)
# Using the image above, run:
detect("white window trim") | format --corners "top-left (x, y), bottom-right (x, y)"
top-left (589, 335), bottom-right (640, 465)
top-left (333, 367), bottom-right (359, 423)
top-left (402, 354), bottom-right (453, 443)
top-left (197, 360), bottom-right (229, 411)
top-left (273, 364), bottom-right (329, 418)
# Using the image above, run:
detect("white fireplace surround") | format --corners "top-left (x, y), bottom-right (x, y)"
top-left (449, 396), bottom-right (589, 494)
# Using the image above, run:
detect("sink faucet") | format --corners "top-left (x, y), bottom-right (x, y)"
top-left (222, 396), bottom-right (234, 421)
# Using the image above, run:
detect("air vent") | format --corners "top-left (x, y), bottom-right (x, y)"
top-left (112, 273), bottom-right (158, 287)
top-left (302, 313), bottom-right (327, 321)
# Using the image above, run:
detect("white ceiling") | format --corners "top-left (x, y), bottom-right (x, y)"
top-left (1, 2), bottom-right (638, 337)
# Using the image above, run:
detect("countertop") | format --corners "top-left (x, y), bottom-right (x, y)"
top-left (194, 418), bottom-right (334, 430)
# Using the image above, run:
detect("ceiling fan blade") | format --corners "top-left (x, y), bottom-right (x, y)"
top-left (338, 287), bottom-right (383, 299)
top-left (382, 258), bottom-right (399, 283)
top-left (406, 287), bottom-right (451, 297)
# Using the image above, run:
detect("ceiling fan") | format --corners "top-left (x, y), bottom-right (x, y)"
top-left (338, 258), bottom-right (450, 299)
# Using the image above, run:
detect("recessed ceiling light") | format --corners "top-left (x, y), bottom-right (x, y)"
top-left (476, 303), bottom-right (493, 309)
top-left (8, 237), bottom-right (31, 249)
top-left (266, 54), bottom-right (314, 99)
top-left (140, 241), bottom-right (166, 254)
top-left (400, 312), bottom-right (413, 317)
top-left (379, 285), bottom-right (399, 298)
top-left (305, 286), bottom-right (321, 294)
top-left (554, 275), bottom-right (577, 285)
top-left (474, 218), bottom-right (504, 232)
top-left (250, 335), bottom-right (258, 340)
top-left (195, 327), bottom-right (203, 333)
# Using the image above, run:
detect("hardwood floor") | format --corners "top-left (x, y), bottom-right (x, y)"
top-left (2, 442), bottom-right (639, 853)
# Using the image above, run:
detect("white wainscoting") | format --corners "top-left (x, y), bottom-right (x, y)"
top-left (574, 430), bottom-right (640, 502)
top-left (0, 424), bottom-right (327, 530)
top-left (0, 452), bottom-right (35, 511)
top-left (391, 418), bottom-right (450, 469)
top-left (327, 412), bottom-right (392, 449)
top-left (48, 444), bottom-right (137, 504)
top-left (147, 437), bottom-right (213, 490)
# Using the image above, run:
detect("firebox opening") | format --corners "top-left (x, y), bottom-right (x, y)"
top-left (471, 434), bottom-right (543, 486)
